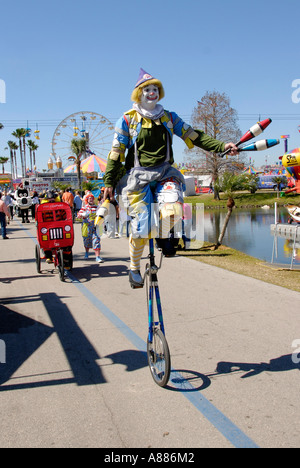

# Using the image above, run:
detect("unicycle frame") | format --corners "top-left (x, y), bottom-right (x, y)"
top-left (146, 239), bottom-right (165, 343)
top-left (145, 238), bottom-right (171, 387)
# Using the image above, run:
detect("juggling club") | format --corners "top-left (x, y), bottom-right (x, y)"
top-left (220, 118), bottom-right (272, 157)
top-left (238, 138), bottom-right (279, 152)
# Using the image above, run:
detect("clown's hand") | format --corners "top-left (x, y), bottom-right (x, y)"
top-left (224, 143), bottom-right (239, 156)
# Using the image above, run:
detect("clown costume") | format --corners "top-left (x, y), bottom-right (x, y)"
top-left (104, 69), bottom-right (238, 287)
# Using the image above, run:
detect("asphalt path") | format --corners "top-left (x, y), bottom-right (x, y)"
top-left (0, 218), bottom-right (300, 448)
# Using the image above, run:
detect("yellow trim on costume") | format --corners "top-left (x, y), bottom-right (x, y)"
top-left (141, 118), bottom-right (153, 129)
top-left (184, 138), bottom-right (195, 149)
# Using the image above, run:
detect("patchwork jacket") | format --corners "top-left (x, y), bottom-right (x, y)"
top-left (109, 108), bottom-right (198, 163)
top-left (104, 108), bottom-right (225, 188)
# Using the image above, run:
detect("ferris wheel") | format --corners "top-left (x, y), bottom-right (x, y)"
top-left (51, 111), bottom-right (115, 167)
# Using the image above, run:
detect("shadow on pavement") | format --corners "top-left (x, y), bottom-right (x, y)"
top-left (215, 355), bottom-right (300, 378)
top-left (0, 293), bottom-right (108, 390)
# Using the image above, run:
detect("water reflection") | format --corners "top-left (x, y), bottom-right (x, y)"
top-left (203, 207), bottom-right (300, 266)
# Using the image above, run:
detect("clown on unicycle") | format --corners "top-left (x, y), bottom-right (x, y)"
top-left (103, 68), bottom-right (238, 288)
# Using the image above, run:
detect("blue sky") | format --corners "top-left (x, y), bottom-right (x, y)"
top-left (0, 0), bottom-right (300, 173)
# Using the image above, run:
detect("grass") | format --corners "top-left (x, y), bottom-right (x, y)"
top-left (181, 190), bottom-right (300, 291)
top-left (177, 242), bottom-right (300, 293)
top-left (184, 190), bottom-right (300, 209)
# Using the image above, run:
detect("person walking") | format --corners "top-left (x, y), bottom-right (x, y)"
top-left (2, 190), bottom-right (14, 222)
top-left (31, 191), bottom-right (40, 219)
top-left (0, 192), bottom-right (11, 239)
top-left (73, 191), bottom-right (82, 219)
top-left (62, 188), bottom-right (74, 207)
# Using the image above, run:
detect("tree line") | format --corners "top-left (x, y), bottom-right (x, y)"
top-left (0, 125), bottom-right (39, 178)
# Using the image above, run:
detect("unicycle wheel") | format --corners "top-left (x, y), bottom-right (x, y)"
top-left (147, 328), bottom-right (171, 387)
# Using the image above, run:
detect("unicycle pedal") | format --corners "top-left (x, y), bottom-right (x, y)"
top-left (129, 270), bottom-right (144, 289)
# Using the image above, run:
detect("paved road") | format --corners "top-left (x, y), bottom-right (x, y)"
top-left (0, 219), bottom-right (300, 448)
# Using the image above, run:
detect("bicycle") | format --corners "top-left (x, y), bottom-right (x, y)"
top-left (143, 238), bottom-right (171, 387)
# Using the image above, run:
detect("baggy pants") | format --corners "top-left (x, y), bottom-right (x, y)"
top-left (118, 163), bottom-right (185, 271)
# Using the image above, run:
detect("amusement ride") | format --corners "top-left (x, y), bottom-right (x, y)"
top-left (51, 111), bottom-right (115, 169)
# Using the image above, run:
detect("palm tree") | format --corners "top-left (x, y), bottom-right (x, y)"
top-left (27, 139), bottom-right (36, 171)
top-left (31, 141), bottom-right (39, 168)
top-left (70, 138), bottom-right (87, 190)
top-left (7, 140), bottom-right (18, 179)
top-left (272, 176), bottom-right (287, 198)
top-left (241, 174), bottom-right (259, 194)
top-left (12, 128), bottom-right (27, 177)
top-left (22, 130), bottom-right (28, 174)
top-left (0, 156), bottom-right (9, 174)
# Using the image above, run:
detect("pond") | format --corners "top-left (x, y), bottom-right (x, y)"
top-left (202, 206), bottom-right (300, 267)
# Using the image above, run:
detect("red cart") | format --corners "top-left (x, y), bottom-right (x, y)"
top-left (35, 202), bottom-right (74, 281)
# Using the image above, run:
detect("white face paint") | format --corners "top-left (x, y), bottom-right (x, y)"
top-left (140, 84), bottom-right (160, 111)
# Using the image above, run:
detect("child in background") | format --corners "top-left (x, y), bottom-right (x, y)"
top-left (77, 193), bottom-right (104, 263)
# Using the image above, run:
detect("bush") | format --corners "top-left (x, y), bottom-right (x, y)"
top-left (214, 172), bottom-right (244, 198)
top-left (241, 174), bottom-right (259, 194)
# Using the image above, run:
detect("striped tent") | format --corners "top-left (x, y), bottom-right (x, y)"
top-left (64, 154), bottom-right (107, 174)
top-left (242, 165), bottom-right (259, 174)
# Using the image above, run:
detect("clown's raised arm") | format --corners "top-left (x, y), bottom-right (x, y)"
top-left (104, 68), bottom-right (237, 191)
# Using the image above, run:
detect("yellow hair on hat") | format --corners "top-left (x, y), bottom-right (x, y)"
top-left (131, 79), bottom-right (165, 103)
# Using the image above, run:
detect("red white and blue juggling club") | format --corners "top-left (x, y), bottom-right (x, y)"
top-left (221, 118), bottom-right (273, 157)
top-left (239, 118), bottom-right (272, 144)
top-left (239, 139), bottom-right (280, 152)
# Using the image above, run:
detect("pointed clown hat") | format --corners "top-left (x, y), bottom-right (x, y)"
top-left (131, 68), bottom-right (165, 103)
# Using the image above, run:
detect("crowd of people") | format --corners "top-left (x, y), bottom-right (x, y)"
top-left (2, 69), bottom-right (238, 282)
top-left (0, 186), bottom-right (122, 264)
top-left (0, 187), bottom-right (80, 227)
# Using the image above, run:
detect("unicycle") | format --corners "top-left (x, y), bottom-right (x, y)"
top-left (145, 239), bottom-right (171, 387)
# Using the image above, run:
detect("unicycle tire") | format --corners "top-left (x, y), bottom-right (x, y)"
top-left (147, 328), bottom-right (171, 387)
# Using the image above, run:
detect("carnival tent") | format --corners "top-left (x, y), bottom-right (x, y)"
top-left (242, 165), bottom-right (259, 174)
top-left (64, 154), bottom-right (107, 174)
